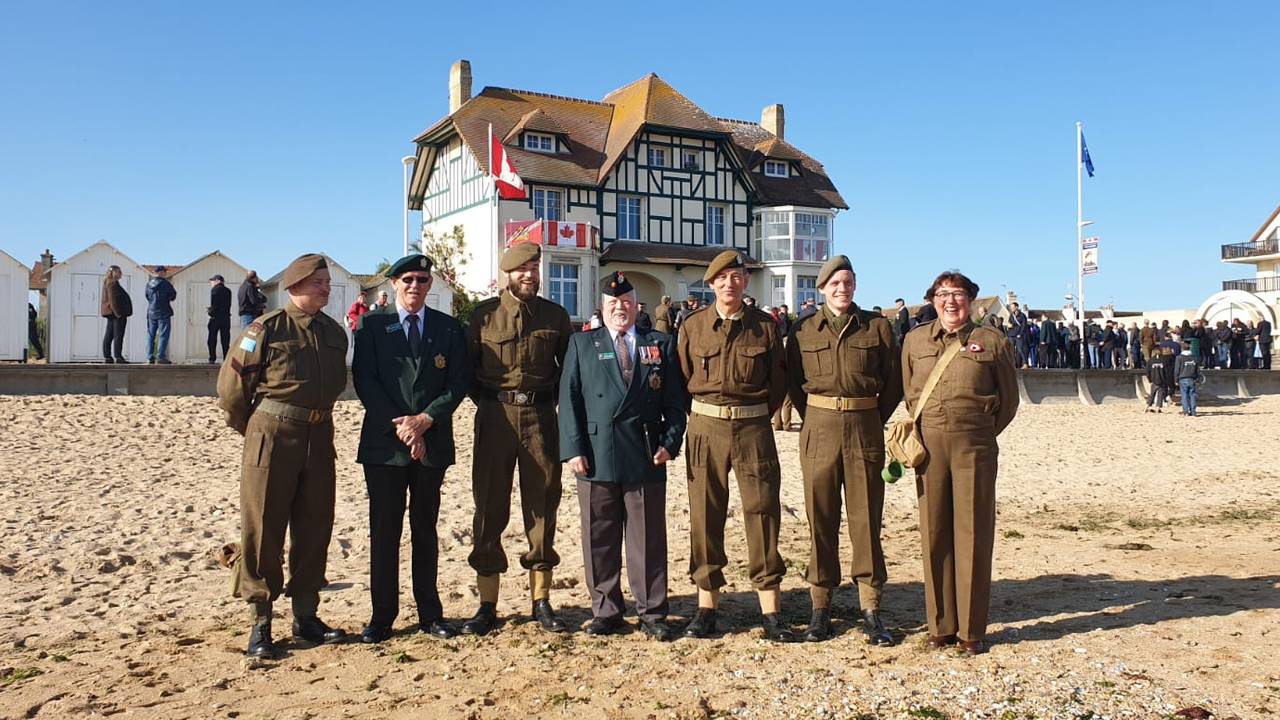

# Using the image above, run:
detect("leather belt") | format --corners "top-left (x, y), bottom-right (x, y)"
top-left (255, 397), bottom-right (332, 424)
top-left (690, 398), bottom-right (770, 420)
top-left (806, 394), bottom-right (878, 412)
top-left (484, 389), bottom-right (552, 406)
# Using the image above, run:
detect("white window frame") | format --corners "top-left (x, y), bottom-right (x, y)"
top-left (548, 260), bottom-right (580, 318)
top-left (705, 204), bottom-right (726, 246)
top-left (687, 280), bottom-right (715, 306)
top-left (797, 275), bottom-right (818, 306)
top-left (646, 147), bottom-right (666, 167)
top-left (532, 187), bottom-right (563, 221)
top-left (617, 195), bottom-right (643, 241)
top-left (524, 132), bottom-right (555, 153)
top-left (681, 149), bottom-right (700, 170)
top-left (763, 160), bottom-right (789, 178)
top-left (771, 276), bottom-right (787, 309)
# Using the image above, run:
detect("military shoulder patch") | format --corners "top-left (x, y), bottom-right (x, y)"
top-left (239, 337), bottom-right (257, 352)
top-left (246, 321), bottom-right (265, 338)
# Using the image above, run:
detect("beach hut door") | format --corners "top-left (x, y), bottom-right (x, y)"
top-left (71, 273), bottom-right (102, 360)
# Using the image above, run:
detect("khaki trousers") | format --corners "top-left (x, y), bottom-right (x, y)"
top-left (685, 414), bottom-right (785, 591)
top-left (916, 424), bottom-right (999, 642)
top-left (771, 394), bottom-right (793, 430)
top-left (237, 412), bottom-right (336, 604)
top-left (468, 399), bottom-right (562, 575)
top-left (798, 407), bottom-right (886, 610)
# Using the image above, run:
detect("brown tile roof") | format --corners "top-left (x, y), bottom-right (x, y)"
top-left (29, 260), bottom-right (52, 290)
top-left (410, 73), bottom-right (845, 210)
top-left (600, 240), bottom-right (763, 268)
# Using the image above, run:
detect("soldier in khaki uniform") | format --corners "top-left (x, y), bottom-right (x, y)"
top-left (462, 242), bottom-right (574, 636)
top-left (677, 250), bottom-right (794, 642)
top-left (786, 255), bottom-right (903, 644)
top-left (901, 270), bottom-right (1018, 655)
top-left (216, 254), bottom-right (349, 658)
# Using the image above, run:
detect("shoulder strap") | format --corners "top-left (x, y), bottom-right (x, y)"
top-left (912, 339), bottom-right (965, 422)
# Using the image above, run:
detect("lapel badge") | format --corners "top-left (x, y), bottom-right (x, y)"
top-left (434, 353), bottom-right (447, 369)
top-left (386, 321), bottom-right (402, 333)
top-left (648, 371), bottom-right (662, 390)
top-left (966, 341), bottom-right (984, 353)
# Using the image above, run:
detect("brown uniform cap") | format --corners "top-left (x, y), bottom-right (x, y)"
top-left (703, 250), bottom-right (747, 282)
top-left (817, 255), bottom-right (854, 288)
top-left (282, 253), bottom-right (328, 289)
top-left (500, 242), bottom-right (541, 272)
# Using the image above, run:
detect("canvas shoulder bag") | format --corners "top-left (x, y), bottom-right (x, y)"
top-left (885, 339), bottom-right (964, 468)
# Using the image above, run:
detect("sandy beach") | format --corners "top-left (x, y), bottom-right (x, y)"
top-left (0, 393), bottom-right (1277, 719)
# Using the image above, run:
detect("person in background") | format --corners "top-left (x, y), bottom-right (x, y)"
top-left (373, 290), bottom-right (391, 311)
top-left (27, 302), bottom-right (44, 360)
top-left (1145, 347), bottom-right (1173, 413)
top-left (1139, 321), bottom-right (1155, 370)
top-left (778, 304), bottom-right (793, 338)
top-left (346, 289), bottom-right (370, 332)
top-left (653, 295), bottom-right (673, 335)
top-left (101, 265), bottom-right (132, 364)
top-left (1257, 316), bottom-right (1273, 370)
top-left (894, 298), bottom-right (910, 346)
top-left (1067, 322), bottom-right (1081, 369)
top-left (1006, 302), bottom-right (1028, 368)
top-left (1246, 321), bottom-right (1260, 369)
top-left (1038, 314), bottom-right (1058, 368)
top-left (1229, 319), bottom-right (1248, 369)
top-left (144, 265), bottom-right (177, 364)
top-left (1025, 315), bottom-right (1040, 369)
top-left (797, 298), bottom-right (819, 322)
top-left (1113, 323), bottom-right (1128, 369)
top-left (1128, 322), bottom-right (1142, 370)
top-left (676, 295), bottom-right (700, 331)
top-left (238, 270), bottom-right (268, 328)
top-left (1174, 340), bottom-right (1202, 416)
top-left (208, 275), bottom-right (233, 364)
top-left (635, 301), bottom-right (653, 332)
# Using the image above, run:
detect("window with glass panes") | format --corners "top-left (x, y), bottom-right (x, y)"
top-left (797, 275), bottom-right (818, 306)
top-left (687, 281), bottom-right (715, 306)
top-left (548, 262), bottom-right (579, 317)
top-left (533, 188), bottom-right (562, 221)
top-left (646, 147), bottom-right (666, 167)
top-left (705, 204), bottom-right (725, 245)
top-left (682, 150), bottom-right (700, 170)
top-left (794, 212), bottom-right (830, 262)
top-left (771, 276), bottom-right (787, 308)
top-left (617, 196), bottom-right (642, 240)
top-left (763, 160), bottom-right (788, 177)
top-left (524, 133), bottom-right (555, 152)
top-left (754, 211), bottom-right (791, 261)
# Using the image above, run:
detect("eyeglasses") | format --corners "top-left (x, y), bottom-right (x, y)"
top-left (933, 291), bottom-right (970, 301)
top-left (398, 275), bottom-right (430, 285)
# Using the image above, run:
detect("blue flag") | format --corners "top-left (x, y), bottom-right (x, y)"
top-left (1081, 133), bottom-right (1095, 177)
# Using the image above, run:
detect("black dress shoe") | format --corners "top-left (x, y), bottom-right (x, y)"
top-left (860, 610), bottom-right (894, 646)
top-left (292, 616), bottom-right (346, 644)
top-left (114, 358), bottom-right (130, 364)
top-left (532, 599), bottom-right (567, 633)
top-left (103, 358), bottom-right (115, 364)
top-left (361, 623), bottom-right (393, 644)
top-left (639, 618), bottom-right (676, 642)
top-left (247, 621), bottom-right (278, 658)
top-left (803, 608), bottom-right (831, 642)
top-left (461, 602), bottom-right (497, 636)
top-left (420, 619), bottom-right (458, 639)
top-left (683, 608), bottom-right (718, 639)
top-left (584, 615), bottom-right (625, 636)
top-left (761, 613), bottom-right (796, 643)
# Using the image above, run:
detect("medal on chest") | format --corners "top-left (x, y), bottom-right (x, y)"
top-left (434, 353), bottom-right (447, 369)
top-left (965, 341), bottom-right (984, 353)
top-left (638, 345), bottom-right (661, 365)
top-left (648, 371), bottom-right (663, 390)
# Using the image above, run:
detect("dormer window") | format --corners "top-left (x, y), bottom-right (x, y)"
top-left (524, 132), bottom-right (555, 153)
top-left (763, 160), bottom-right (789, 178)
top-left (681, 150), bottom-right (700, 170)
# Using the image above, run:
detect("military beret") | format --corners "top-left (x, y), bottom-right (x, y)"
top-left (600, 271), bottom-right (634, 297)
top-left (282, 253), bottom-right (328, 289)
top-left (500, 242), bottom-right (541, 272)
top-left (703, 250), bottom-right (748, 282)
top-left (817, 255), bottom-right (854, 288)
top-left (386, 253), bottom-right (434, 277)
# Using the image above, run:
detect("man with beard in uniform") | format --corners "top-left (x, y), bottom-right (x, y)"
top-left (217, 253), bottom-right (349, 658)
top-left (786, 255), bottom-right (903, 644)
top-left (462, 242), bottom-right (574, 636)
top-left (677, 250), bottom-right (794, 642)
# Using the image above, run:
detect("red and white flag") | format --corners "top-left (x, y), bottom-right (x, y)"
top-left (489, 124), bottom-right (526, 199)
top-left (544, 221), bottom-right (589, 248)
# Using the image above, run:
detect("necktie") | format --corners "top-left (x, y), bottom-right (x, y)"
top-left (406, 313), bottom-right (421, 360)
top-left (615, 331), bottom-right (632, 385)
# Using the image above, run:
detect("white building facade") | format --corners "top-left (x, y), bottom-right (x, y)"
top-left (1202, 203), bottom-right (1279, 339)
top-left (0, 250), bottom-right (28, 360)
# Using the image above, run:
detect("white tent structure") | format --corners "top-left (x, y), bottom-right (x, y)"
top-left (169, 251), bottom-right (250, 363)
top-left (0, 250), bottom-right (28, 360)
top-left (46, 241), bottom-right (149, 363)
top-left (260, 254), bottom-right (359, 363)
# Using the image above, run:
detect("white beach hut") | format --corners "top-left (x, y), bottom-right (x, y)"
top-left (0, 250), bottom-right (29, 360)
top-left (356, 272), bottom-right (455, 317)
top-left (168, 251), bottom-right (250, 363)
top-left (46, 241), bottom-right (150, 363)
top-left (260, 254), bottom-right (359, 363)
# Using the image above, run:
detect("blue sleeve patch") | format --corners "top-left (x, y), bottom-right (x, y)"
top-left (239, 337), bottom-right (257, 353)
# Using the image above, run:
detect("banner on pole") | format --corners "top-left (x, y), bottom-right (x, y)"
top-left (1082, 246), bottom-right (1099, 275)
top-left (1082, 236), bottom-right (1099, 250)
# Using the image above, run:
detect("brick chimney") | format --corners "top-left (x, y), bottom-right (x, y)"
top-left (449, 60), bottom-right (472, 113)
top-left (41, 249), bottom-right (53, 271)
top-left (761, 104), bottom-right (784, 140)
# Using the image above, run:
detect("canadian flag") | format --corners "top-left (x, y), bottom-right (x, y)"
top-left (489, 124), bottom-right (526, 199)
top-left (544, 221), bottom-right (589, 248)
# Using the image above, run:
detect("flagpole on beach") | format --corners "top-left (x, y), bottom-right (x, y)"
top-left (1076, 121), bottom-right (1085, 368)
top-left (489, 122), bottom-right (499, 281)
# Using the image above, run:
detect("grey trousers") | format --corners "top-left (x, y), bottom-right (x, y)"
top-left (577, 479), bottom-right (668, 622)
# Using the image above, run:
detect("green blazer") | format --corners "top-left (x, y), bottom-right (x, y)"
top-left (352, 305), bottom-right (468, 468)
top-left (558, 327), bottom-right (687, 483)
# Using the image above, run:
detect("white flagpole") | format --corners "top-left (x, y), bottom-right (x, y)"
top-left (489, 123), bottom-right (499, 282)
top-left (1076, 121), bottom-right (1085, 368)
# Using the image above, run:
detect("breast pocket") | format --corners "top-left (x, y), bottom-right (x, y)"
top-left (693, 346), bottom-right (722, 382)
top-left (955, 350), bottom-right (996, 392)
top-left (734, 345), bottom-right (768, 386)
top-left (800, 339), bottom-right (833, 378)
top-left (528, 329), bottom-right (558, 365)
top-left (846, 334), bottom-right (880, 373)
top-left (267, 340), bottom-right (303, 379)
top-left (480, 328), bottom-right (516, 369)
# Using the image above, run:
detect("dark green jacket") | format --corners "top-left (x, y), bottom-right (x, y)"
top-left (558, 327), bottom-right (687, 483)
top-left (352, 305), bottom-right (467, 468)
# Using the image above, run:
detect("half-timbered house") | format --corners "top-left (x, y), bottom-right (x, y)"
top-left (408, 61), bottom-right (847, 322)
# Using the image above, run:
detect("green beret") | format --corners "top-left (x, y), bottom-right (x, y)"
top-left (817, 255), bottom-right (854, 288)
top-left (282, 253), bottom-right (328, 290)
top-left (500, 242), bottom-right (541, 272)
top-left (600, 271), bottom-right (634, 297)
top-left (386, 253), bottom-right (434, 277)
top-left (703, 250), bottom-right (748, 282)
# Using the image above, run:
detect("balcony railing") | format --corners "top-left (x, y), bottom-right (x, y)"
top-left (1223, 276), bottom-right (1280, 293)
top-left (1221, 239), bottom-right (1280, 260)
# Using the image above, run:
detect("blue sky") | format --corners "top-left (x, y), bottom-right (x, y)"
top-left (2, 1), bottom-right (1277, 311)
